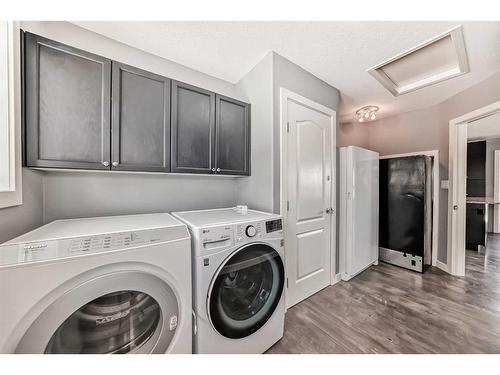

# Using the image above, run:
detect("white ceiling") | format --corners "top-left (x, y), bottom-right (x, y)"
top-left (73, 21), bottom-right (500, 122)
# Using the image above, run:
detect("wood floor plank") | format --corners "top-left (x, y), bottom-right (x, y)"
top-left (268, 234), bottom-right (500, 354)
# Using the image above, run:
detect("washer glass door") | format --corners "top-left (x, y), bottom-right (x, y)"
top-left (208, 243), bottom-right (284, 339)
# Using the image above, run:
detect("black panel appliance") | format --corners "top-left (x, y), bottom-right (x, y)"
top-left (379, 155), bottom-right (433, 272)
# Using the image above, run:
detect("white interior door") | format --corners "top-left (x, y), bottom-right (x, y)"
top-left (284, 96), bottom-right (334, 308)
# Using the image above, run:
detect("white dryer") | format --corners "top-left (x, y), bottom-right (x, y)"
top-left (172, 207), bottom-right (285, 354)
top-left (0, 213), bottom-right (192, 354)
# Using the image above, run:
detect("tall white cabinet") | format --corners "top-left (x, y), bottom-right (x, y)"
top-left (339, 146), bottom-right (379, 281)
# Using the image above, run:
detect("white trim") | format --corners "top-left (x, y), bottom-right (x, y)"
top-left (331, 273), bottom-right (342, 285)
top-left (0, 21), bottom-right (22, 209)
top-left (380, 150), bottom-right (440, 269)
top-left (279, 88), bottom-right (337, 293)
top-left (448, 101), bottom-right (500, 276)
top-left (367, 25), bottom-right (469, 96)
top-left (436, 260), bottom-right (450, 273)
top-left (494, 151), bottom-right (500, 234)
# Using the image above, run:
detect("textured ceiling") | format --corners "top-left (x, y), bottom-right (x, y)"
top-left (73, 21), bottom-right (500, 122)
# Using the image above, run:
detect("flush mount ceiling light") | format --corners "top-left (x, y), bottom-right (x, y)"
top-left (355, 105), bottom-right (379, 123)
top-left (367, 25), bottom-right (469, 96)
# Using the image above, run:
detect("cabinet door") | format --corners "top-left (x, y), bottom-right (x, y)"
top-left (25, 32), bottom-right (111, 169)
top-left (467, 141), bottom-right (486, 180)
top-left (466, 203), bottom-right (486, 249)
top-left (111, 63), bottom-right (171, 172)
top-left (215, 95), bottom-right (250, 175)
top-left (171, 81), bottom-right (215, 174)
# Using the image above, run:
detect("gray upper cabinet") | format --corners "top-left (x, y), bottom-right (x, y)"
top-left (111, 62), bottom-right (171, 172)
top-left (171, 81), bottom-right (215, 174)
top-left (215, 95), bottom-right (250, 176)
top-left (24, 32), bottom-right (112, 170)
top-left (23, 32), bottom-right (251, 176)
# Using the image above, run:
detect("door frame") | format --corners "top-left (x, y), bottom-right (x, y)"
top-left (448, 100), bottom-right (500, 276)
top-left (379, 150), bottom-right (441, 270)
top-left (279, 88), bottom-right (338, 302)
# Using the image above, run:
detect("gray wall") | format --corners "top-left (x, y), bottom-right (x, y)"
top-left (235, 52), bottom-right (341, 215)
top-left (235, 53), bottom-right (274, 212)
top-left (42, 171), bottom-right (238, 223)
top-left (0, 169), bottom-right (43, 243)
top-left (340, 71), bottom-right (500, 264)
top-left (272, 52), bottom-right (341, 213)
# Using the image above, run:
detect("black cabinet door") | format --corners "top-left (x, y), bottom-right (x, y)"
top-left (111, 62), bottom-right (171, 172)
top-left (466, 203), bottom-right (486, 249)
top-left (467, 141), bottom-right (486, 180)
top-left (171, 81), bottom-right (215, 174)
top-left (215, 95), bottom-right (250, 176)
top-left (25, 32), bottom-right (111, 170)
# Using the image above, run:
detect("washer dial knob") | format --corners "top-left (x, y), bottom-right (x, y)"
top-left (245, 225), bottom-right (257, 237)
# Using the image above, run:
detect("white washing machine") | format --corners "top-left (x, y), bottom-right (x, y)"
top-left (0, 213), bottom-right (192, 354)
top-left (172, 207), bottom-right (285, 354)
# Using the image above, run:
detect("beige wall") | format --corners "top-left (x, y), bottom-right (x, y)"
top-left (341, 71), bottom-right (500, 264)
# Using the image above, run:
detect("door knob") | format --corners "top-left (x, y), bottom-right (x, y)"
top-left (112, 161), bottom-right (118, 167)
top-left (102, 161), bottom-right (109, 167)
top-left (216, 168), bottom-right (221, 173)
top-left (211, 168), bottom-right (216, 173)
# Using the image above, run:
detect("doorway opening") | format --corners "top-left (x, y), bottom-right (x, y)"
top-left (448, 101), bottom-right (500, 276)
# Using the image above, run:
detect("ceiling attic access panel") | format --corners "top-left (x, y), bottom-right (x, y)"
top-left (367, 25), bottom-right (469, 96)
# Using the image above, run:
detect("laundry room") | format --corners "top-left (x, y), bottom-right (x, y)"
top-left (1, 1), bottom-right (500, 373)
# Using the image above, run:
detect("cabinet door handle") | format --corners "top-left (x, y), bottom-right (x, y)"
top-left (112, 161), bottom-right (118, 167)
top-left (216, 168), bottom-right (221, 173)
top-left (211, 168), bottom-right (216, 173)
top-left (102, 161), bottom-right (109, 167)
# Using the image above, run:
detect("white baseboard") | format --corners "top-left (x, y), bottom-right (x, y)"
top-left (331, 273), bottom-right (342, 285)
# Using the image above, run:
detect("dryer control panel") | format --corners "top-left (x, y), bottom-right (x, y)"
top-left (0, 226), bottom-right (188, 268)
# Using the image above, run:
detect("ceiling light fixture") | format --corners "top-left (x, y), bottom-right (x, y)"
top-left (355, 105), bottom-right (379, 123)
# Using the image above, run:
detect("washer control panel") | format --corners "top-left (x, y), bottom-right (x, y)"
top-left (245, 225), bottom-right (257, 237)
top-left (199, 225), bottom-right (233, 252)
top-left (235, 221), bottom-right (266, 243)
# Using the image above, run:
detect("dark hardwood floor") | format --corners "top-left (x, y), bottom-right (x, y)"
top-left (268, 234), bottom-right (500, 354)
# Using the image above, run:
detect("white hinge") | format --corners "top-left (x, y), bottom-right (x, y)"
top-left (287, 122), bottom-right (290, 133)
top-left (287, 200), bottom-right (290, 211)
